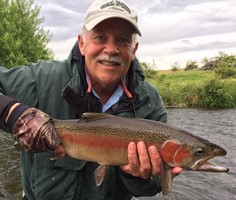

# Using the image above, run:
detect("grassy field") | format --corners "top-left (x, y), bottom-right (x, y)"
top-left (146, 69), bottom-right (236, 108)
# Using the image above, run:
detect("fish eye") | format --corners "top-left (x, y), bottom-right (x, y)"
top-left (194, 147), bottom-right (205, 156)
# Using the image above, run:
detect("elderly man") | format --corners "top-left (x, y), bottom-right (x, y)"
top-left (0, 0), bottom-right (181, 199)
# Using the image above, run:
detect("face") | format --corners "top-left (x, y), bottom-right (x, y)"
top-left (78, 18), bottom-right (138, 89)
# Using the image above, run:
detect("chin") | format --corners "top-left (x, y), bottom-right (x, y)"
top-left (100, 78), bottom-right (118, 86)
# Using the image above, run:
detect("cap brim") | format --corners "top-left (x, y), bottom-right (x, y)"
top-left (85, 15), bottom-right (141, 36)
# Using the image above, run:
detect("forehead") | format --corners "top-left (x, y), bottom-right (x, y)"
top-left (91, 18), bottom-right (136, 35)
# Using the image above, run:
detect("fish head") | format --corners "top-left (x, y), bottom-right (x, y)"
top-left (160, 139), bottom-right (229, 172)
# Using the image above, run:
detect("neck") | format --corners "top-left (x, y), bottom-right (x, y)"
top-left (91, 80), bottom-right (120, 104)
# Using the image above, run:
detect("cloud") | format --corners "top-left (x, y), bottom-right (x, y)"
top-left (139, 1), bottom-right (236, 43)
top-left (34, 0), bottom-right (236, 69)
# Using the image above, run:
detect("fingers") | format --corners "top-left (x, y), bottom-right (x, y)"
top-left (124, 142), bottom-right (139, 176)
top-left (120, 141), bottom-right (182, 180)
top-left (148, 145), bottom-right (162, 176)
top-left (128, 142), bottom-right (138, 167)
top-left (137, 142), bottom-right (151, 179)
top-left (171, 167), bottom-right (182, 177)
top-left (121, 142), bottom-right (162, 179)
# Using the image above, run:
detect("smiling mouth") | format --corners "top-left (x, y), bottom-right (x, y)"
top-left (99, 60), bottom-right (121, 66)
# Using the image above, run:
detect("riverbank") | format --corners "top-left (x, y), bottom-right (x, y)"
top-left (147, 69), bottom-right (236, 108)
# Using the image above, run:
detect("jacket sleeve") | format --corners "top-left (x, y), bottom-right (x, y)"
top-left (117, 167), bottom-right (162, 197)
top-left (0, 65), bottom-right (38, 103)
top-left (0, 65), bottom-right (38, 132)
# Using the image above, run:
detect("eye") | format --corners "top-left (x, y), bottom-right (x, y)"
top-left (117, 36), bottom-right (131, 46)
top-left (194, 147), bottom-right (205, 156)
top-left (93, 35), bottom-right (106, 43)
top-left (118, 37), bottom-right (129, 42)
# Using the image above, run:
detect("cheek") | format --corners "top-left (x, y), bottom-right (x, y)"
top-left (120, 48), bottom-right (135, 63)
top-left (81, 40), bottom-right (101, 57)
top-left (127, 46), bottom-right (137, 61)
top-left (84, 47), bottom-right (101, 64)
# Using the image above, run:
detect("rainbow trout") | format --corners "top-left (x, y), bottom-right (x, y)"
top-left (52, 113), bottom-right (229, 195)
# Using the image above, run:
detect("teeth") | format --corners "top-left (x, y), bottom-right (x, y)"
top-left (100, 61), bottom-right (119, 66)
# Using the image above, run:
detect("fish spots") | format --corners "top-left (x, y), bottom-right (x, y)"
top-left (160, 140), bottom-right (192, 167)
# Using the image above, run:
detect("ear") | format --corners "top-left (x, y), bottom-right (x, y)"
top-left (131, 42), bottom-right (139, 61)
top-left (78, 34), bottom-right (85, 55)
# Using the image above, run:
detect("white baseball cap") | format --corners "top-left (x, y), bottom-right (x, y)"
top-left (83, 0), bottom-right (141, 36)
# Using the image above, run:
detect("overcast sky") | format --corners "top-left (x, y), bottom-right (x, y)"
top-left (34, 0), bottom-right (236, 70)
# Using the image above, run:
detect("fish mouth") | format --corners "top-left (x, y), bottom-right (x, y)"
top-left (196, 160), bottom-right (229, 172)
top-left (191, 148), bottom-right (229, 172)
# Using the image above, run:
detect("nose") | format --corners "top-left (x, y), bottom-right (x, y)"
top-left (104, 39), bottom-right (119, 55)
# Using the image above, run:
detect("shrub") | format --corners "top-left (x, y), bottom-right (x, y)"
top-left (141, 62), bottom-right (158, 79)
top-left (181, 84), bottom-right (202, 107)
top-left (214, 67), bottom-right (236, 79)
top-left (185, 60), bottom-right (198, 71)
top-left (171, 62), bottom-right (180, 71)
top-left (196, 78), bottom-right (235, 108)
top-left (201, 52), bottom-right (236, 70)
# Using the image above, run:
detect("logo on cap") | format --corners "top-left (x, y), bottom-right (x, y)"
top-left (100, 0), bottom-right (131, 14)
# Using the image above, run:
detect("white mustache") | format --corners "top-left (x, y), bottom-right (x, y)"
top-left (95, 55), bottom-right (122, 65)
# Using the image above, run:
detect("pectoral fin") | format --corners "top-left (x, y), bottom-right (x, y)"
top-left (50, 145), bottom-right (66, 160)
top-left (160, 164), bottom-right (172, 196)
top-left (94, 165), bottom-right (110, 186)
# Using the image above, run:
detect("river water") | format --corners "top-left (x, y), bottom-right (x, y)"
top-left (0, 108), bottom-right (235, 200)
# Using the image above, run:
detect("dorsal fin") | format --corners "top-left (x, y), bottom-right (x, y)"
top-left (81, 112), bottom-right (112, 122)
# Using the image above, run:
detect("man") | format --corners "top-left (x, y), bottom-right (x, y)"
top-left (0, 0), bottom-right (181, 199)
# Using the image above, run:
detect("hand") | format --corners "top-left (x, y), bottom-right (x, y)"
top-left (120, 141), bottom-right (182, 179)
top-left (11, 107), bottom-right (65, 156)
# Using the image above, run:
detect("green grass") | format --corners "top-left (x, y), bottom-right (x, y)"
top-left (146, 69), bottom-right (236, 108)
top-left (152, 69), bottom-right (214, 84)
